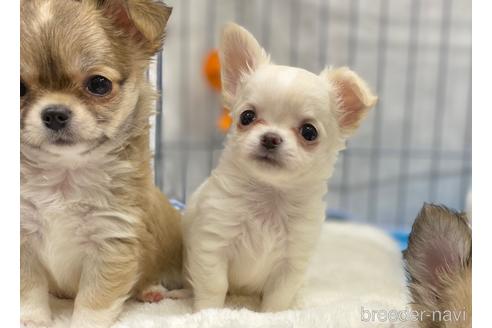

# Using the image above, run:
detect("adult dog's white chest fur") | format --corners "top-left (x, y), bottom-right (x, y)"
top-left (21, 150), bottom-right (136, 296)
top-left (183, 173), bottom-right (326, 297)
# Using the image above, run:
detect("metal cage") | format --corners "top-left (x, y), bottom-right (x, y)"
top-left (149, 0), bottom-right (471, 229)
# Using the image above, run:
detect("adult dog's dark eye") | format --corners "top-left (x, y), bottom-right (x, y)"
top-left (300, 123), bottom-right (318, 141)
top-left (20, 80), bottom-right (27, 97)
top-left (240, 110), bottom-right (256, 126)
top-left (86, 75), bottom-right (112, 96)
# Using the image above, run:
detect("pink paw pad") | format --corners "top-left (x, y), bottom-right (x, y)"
top-left (137, 285), bottom-right (169, 303)
top-left (141, 291), bottom-right (165, 303)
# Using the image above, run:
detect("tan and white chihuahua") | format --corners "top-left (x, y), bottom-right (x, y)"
top-left (20, 1), bottom-right (183, 327)
top-left (404, 204), bottom-right (472, 328)
top-left (183, 23), bottom-right (377, 313)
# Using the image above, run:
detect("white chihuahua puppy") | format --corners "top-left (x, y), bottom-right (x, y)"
top-left (183, 23), bottom-right (377, 313)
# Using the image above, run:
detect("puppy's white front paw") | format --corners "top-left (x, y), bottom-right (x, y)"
top-left (193, 294), bottom-right (227, 312)
top-left (261, 295), bottom-right (293, 313)
top-left (70, 305), bottom-right (121, 328)
top-left (261, 303), bottom-right (290, 313)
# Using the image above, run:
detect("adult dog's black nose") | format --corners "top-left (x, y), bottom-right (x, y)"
top-left (41, 106), bottom-right (72, 131)
top-left (261, 132), bottom-right (283, 150)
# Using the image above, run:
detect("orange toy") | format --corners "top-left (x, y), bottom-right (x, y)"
top-left (217, 107), bottom-right (232, 132)
top-left (203, 49), bottom-right (222, 92)
top-left (203, 49), bottom-right (232, 132)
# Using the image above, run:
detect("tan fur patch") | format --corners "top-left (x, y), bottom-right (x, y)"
top-left (404, 204), bottom-right (472, 328)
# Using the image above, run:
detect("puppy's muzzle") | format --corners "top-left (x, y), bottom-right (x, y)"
top-left (261, 132), bottom-right (283, 150)
top-left (41, 105), bottom-right (72, 131)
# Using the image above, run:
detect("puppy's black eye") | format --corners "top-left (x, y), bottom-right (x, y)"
top-left (240, 110), bottom-right (256, 126)
top-left (20, 80), bottom-right (27, 97)
top-left (86, 75), bottom-right (112, 96)
top-left (300, 123), bottom-right (318, 141)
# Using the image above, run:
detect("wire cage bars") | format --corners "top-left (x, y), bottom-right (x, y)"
top-left (149, 0), bottom-right (471, 229)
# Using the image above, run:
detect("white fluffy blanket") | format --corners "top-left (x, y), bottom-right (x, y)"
top-left (38, 222), bottom-right (411, 328)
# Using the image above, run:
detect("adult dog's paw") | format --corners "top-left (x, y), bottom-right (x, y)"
top-left (21, 305), bottom-right (52, 327)
top-left (136, 284), bottom-right (168, 303)
top-left (21, 316), bottom-right (52, 328)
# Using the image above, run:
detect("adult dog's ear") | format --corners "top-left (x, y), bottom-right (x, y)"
top-left (404, 204), bottom-right (471, 315)
top-left (320, 67), bottom-right (377, 137)
top-left (94, 0), bottom-right (172, 55)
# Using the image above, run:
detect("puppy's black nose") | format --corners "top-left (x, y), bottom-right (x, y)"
top-left (261, 132), bottom-right (283, 150)
top-left (41, 106), bottom-right (72, 131)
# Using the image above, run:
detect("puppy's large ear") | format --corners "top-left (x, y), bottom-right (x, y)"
top-left (404, 204), bottom-right (471, 311)
top-left (321, 67), bottom-right (377, 137)
top-left (94, 0), bottom-right (172, 55)
top-left (220, 23), bottom-right (269, 107)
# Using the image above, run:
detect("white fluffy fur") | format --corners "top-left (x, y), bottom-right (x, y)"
top-left (182, 23), bottom-right (376, 313)
top-left (29, 222), bottom-right (411, 328)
